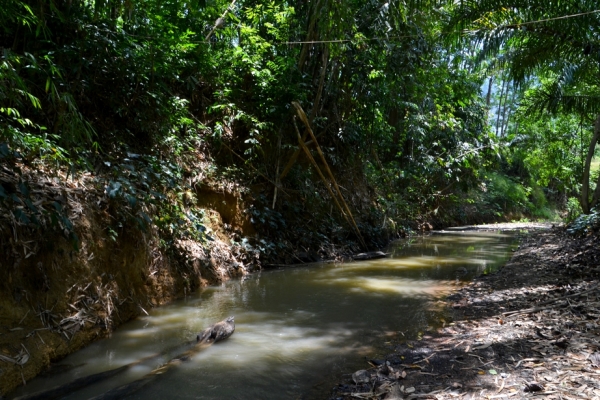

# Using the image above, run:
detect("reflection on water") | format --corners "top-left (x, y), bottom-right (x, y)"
top-left (12, 231), bottom-right (518, 400)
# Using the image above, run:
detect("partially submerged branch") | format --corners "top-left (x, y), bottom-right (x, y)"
top-left (14, 318), bottom-right (235, 400)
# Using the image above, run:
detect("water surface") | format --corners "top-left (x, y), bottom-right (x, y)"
top-left (12, 231), bottom-right (518, 399)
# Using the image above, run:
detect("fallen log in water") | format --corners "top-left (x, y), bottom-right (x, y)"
top-left (352, 251), bottom-right (388, 261)
top-left (13, 317), bottom-right (235, 400)
top-left (88, 344), bottom-right (203, 400)
top-left (196, 316), bottom-right (235, 344)
top-left (13, 364), bottom-right (132, 400)
top-left (12, 343), bottom-right (193, 400)
top-left (90, 316), bottom-right (235, 400)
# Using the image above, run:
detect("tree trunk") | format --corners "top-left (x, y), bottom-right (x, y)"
top-left (279, 47), bottom-right (329, 181)
top-left (591, 154), bottom-right (600, 210)
top-left (581, 114), bottom-right (600, 213)
top-left (485, 76), bottom-right (493, 107)
top-left (495, 78), bottom-right (506, 136)
top-left (501, 81), bottom-right (514, 137)
top-left (297, 0), bottom-right (322, 72)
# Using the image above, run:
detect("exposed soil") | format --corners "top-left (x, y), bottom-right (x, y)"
top-left (0, 165), bottom-right (253, 396)
top-left (331, 223), bottom-right (600, 400)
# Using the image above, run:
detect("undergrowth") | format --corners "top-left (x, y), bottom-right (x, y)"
top-left (567, 208), bottom-right (600, 236)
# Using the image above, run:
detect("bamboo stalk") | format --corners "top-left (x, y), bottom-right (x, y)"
top-left (309, 46), bottom-right (329, 122)
top-left (292, 102), bottom-right (367, 250)
top-left (293, 118), bottom-right (366, 250)
top-left (297, 0), bottom-right (322, 71)
top-left (272, 133), bottom-right (282, 209)
top-left (278, 147), bottom-right (301, 181)
top-left (280, 42), bottom-right (330, 181)
top-left (293, 119), bottom-right (349, 225)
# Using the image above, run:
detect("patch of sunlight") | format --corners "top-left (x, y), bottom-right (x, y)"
top-left (329, 259), bottom-right (427, 272)
top-left (432, 230), bottom-right (513, 239)
top-left (324, 276), bottom-right (458, 297)
top-left (325, 256), bottom-right (496, 275)
top-left (591, 158), bottom-right (600, 174)
top-left (189, 320), bottom-right (360, 370)
top-left (121, 325), bottom-right (164, 338)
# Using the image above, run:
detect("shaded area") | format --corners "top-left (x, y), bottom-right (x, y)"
top-left (331, 226), bottom-right (600, 399)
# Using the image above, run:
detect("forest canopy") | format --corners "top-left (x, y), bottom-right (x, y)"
top-left (1, 0), bottom-right (599, 249)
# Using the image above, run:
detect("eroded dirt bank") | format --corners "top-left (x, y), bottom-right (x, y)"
top-left (331, 224), bottom-right (600, 400)
top-left (0, 167), bottom-right (254, 396)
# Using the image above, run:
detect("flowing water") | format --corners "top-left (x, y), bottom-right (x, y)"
top-left (12, 230), bottom-right (520, 400)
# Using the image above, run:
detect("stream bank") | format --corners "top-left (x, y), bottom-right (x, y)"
top-left (0, 156), bottom-right (394, 396)
top-left (0, 164), bottom-right (255, 395)
top-left (331, 223), bottom-right (600, 400)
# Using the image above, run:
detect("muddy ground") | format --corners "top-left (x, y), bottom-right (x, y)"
top-left (331, 223), bottom-right (600, 400)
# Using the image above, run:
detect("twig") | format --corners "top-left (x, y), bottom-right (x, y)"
top-left (415, 353), bottom-right (436, 364)
top-left (36, 331), bottom-right (45, 345)
top-left (18, 310), bottom-right (30, 325)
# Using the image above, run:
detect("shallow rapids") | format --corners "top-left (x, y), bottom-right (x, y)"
top-left (11, 231), bottom-right (518, 399)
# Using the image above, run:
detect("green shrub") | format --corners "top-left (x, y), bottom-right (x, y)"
top-left (484, 172), bottom-right (532, 214)
top-left (565, 197), bottom-right (583, 223)
top-left (567, 208), bottom-right (600, 236)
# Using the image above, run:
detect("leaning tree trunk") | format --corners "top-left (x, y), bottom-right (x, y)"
top-left (591, 124), bottom-right (600, 210)
top-left (581, 114), bottom-right (600, 214)
top-left (591, 171), bottom-right (600, 211)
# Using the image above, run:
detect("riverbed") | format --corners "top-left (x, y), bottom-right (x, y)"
top-left (11, 231), bottom-right (519, 399)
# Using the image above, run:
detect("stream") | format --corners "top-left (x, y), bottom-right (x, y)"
top-left (12, 230), bottom-right (519, 399)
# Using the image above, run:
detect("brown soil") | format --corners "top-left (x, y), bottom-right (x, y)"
top-left (331, 224), bottom-right (600, 400)
top-left (0, 166), bottom-right (252, 396)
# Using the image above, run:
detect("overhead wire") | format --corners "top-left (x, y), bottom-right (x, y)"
top-left (277, 9), bottom-right (600, 45)
top-left (92, 9), bottom-right (600, 46)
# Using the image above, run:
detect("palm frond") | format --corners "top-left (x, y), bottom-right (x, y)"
top-left (523, 79), bottom-right (600, 117)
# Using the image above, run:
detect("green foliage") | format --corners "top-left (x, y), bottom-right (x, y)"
top-left (450, 0), bottom-right (600, 214)
top-left (509, 113), bottom-right (587, 196)
top-left (566, 197), bottom-right (583, 223)
top-left (100, 148), bottom-right (214, 247)
top-left (3, 0), bottom-right (583, 260)
top-left (483, 172), bottom-right (531, 215)
top-left (0, 167), bottom-right (79, 247)
top-left (567, 208), bottom-right (600, 236)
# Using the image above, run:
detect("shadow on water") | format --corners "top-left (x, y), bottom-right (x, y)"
top-left (11, 231), bottom-right (519, 400)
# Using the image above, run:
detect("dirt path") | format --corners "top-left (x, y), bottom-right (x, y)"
top-left (331, 225), bottom-right (600, 400)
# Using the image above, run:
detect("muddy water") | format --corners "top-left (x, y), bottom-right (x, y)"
top-left (12, 231), bottom-right (518, 400)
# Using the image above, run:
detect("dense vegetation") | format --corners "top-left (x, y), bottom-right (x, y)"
top-left (2, 0), bottom-right (599, 258)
